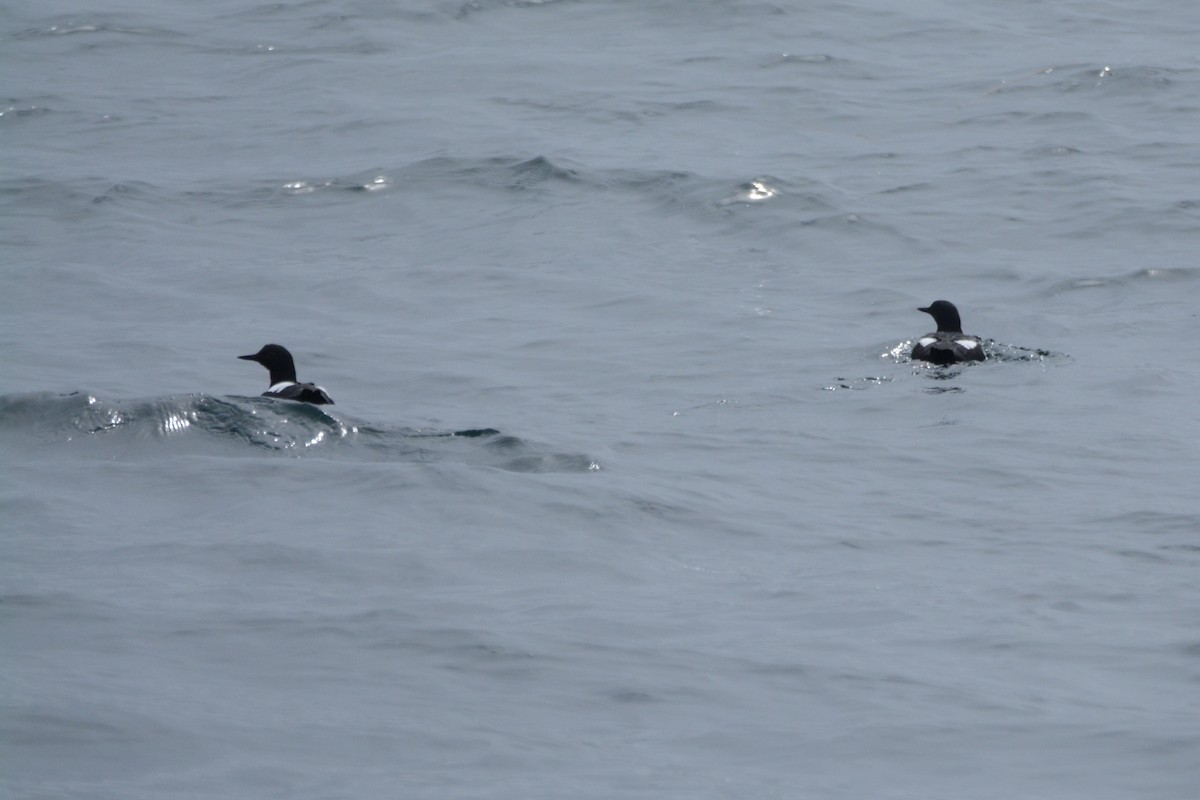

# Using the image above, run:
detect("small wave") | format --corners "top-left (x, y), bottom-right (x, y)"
top-left (1046, 266), bottom-right (1199, 295)
top-left (8, 18), bottom-right (182, 40)
top-left (269, 157), bottom-right (846, 219)
top-left (25, 152), bottom-right (866, 241)
top-left (454, 0), bottom-right (568, 21)
top-left (33, 153), bottom-right (855, 232)
top-left (982, 341), bottom-right (1069, 363)
top-left (761, 53), bottom-right (838, 68)
top-left (0, 104), bottom-right (53, 122)
top-left (263, 156), bottom-right (588, 203)
top-left (0, 392), bottom-right (598, 473)
top-left (716, 179), bottom-right (782, 206)
top-left (975, 63), bottom-right (1187, 103)
top-left (822, 376), bottom-right (895, 392)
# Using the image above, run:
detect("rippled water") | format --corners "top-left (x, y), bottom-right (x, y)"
top-left (4, 1), bottom-right (1199, 798)
top-left (0, 391), bottom-right (589, 469)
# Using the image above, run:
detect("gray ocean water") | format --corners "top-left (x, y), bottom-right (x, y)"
top-left (3, 1), bottom-right (1199, 798)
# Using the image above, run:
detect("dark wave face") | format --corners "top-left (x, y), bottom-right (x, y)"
top-left (0, 392), bottom-right (599, 473)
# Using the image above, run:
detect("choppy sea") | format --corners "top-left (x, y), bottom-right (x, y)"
top-left (3, 1), bottom-right (1199, 798)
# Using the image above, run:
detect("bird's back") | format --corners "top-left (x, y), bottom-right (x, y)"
top-left (264, 382), bottom-right (335, 405)
top-left (911, 332), bottom-right (985, 365)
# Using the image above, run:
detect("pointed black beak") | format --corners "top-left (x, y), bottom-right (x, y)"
top-left (917, 306), bottom-right (931, 313)
top-left (238, 354), bottom-right (257, 361)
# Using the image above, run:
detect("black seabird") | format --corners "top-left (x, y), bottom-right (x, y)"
top-left (910, 301), bottom-right (985, 365)
top-left (238, 344), bottom-right (334, 404)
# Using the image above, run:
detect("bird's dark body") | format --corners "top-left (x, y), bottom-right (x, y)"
top-left (910, 301), bottom-right (985, 366)
top-left (239, 344), bottom-right (335, 405)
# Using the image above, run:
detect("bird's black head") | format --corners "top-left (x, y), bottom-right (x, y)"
top-left (239, 343), bottom-right (298, 386)
top-left (918, 300), bottom-right (965, 334)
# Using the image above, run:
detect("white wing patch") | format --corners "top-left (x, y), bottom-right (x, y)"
top-left (268, 381), bottom-right (297, 392)
top-left (918, 337), bottom-right (937, 347)
top-left (955, 339), bottom-right (979, 350)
